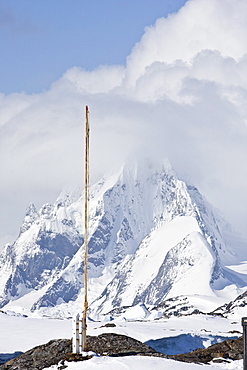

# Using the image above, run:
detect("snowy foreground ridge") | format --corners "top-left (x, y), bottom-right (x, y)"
top-left (0, 312), bottom-right (244, 369)
top-left (43, 357), bottom-right (243, 370)
top-left (0, 158), bottom-right (247, 319)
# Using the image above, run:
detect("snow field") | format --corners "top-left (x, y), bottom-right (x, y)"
top-left (43, 356), bottom-right (243, 370)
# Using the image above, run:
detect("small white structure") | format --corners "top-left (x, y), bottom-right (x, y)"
top-left (72, 313), bottom-right (84, 353)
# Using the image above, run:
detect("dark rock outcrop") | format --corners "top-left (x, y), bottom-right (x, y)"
top-left (87, 333), bottom-right (160, 357)
top-left (0, 333), bottom-right (163, 370)
top-left (168, 335), bottom-right (243, 364)
top-left (212, 290), bottom-right (247, 317)
top-left (0, 339), bottom-right (71, 370)
top-left (0, 333), bottom-right (243, 369)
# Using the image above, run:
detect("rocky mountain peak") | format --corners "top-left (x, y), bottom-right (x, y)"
top-left (19, 203), bottom-right (38, 234)
top-left (0, 158), bottom-right (246, 318)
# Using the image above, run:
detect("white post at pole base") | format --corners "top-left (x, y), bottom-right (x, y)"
top-left (79, 312), bottom-right (84, 354)
top-left (72, 313), bottom-right (80, 354)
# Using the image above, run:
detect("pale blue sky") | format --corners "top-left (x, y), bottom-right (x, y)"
top-left (0, 0), bottom-right (188, 94)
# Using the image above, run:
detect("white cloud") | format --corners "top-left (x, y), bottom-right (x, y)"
top-left (59, 65), bottom-right (125, 94)
top-left (125, 0), bottom-right (247, 86)
top-left (1, 0), bottom-right (247, 245)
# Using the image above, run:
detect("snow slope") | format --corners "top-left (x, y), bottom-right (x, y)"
top-left (44, 356), bottom-right (243, 370)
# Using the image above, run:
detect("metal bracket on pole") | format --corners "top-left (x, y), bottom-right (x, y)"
top-left (79, 312), bottom-right (84, 353)
top-left (73, 312), bottom-right (84, 354)
top-left (242, 317), bottom-right (247, 370)
top-left (72, 313), bottom-right (80, 354)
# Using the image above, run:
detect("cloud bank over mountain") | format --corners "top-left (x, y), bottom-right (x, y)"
top-left (0, 0), bottom-right (247, 245)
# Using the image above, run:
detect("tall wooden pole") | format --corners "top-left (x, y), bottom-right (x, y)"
top-left (83, 105), bottom-right (89, 351)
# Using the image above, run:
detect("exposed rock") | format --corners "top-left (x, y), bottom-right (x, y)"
top-left (168, 335), bottom-right (243, 364)
top-left (0, 353), bottom-right (23, 366)
top-left (151, 295), bottom-right (205, 317)
top-left (100, 323), bottom-right (116, 328)
top-left (212, 290), bottom-right (247, 317)
top-left (0, 333), bottom-right (243, 369)
top-left (0, 333), bottom-right (163, 369)
top-left (0, 339), bottom-right (71, 370)
top-left (86, 333), bottom-right (160, 357)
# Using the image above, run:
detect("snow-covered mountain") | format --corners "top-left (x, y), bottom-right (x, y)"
top-left (0, 158), bottom-right (246, 318)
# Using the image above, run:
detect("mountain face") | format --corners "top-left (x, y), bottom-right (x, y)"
top-left (0, 200), bottom-right (83, 308)
top-left (0, 159), bottom-right (246, 317)
top-left (211, 290), bottom-right (247, 318)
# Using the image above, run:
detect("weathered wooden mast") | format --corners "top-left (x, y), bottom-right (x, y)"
top-left (83, 105), bottom-right (89, 351)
